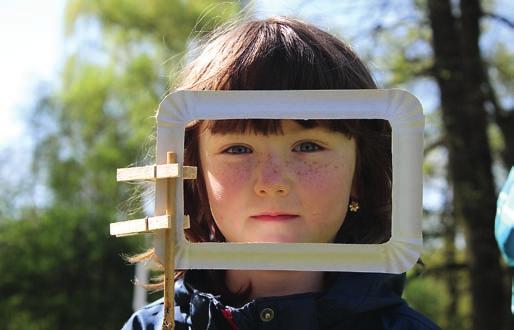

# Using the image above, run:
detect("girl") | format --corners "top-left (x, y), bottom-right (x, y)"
top-left (123, 16), bottom-right (439, 329)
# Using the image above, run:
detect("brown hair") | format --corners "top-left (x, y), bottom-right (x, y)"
top-left (132, 16), bottom-right (391, 302)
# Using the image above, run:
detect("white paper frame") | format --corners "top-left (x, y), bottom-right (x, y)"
top-left (154, 89), bottom-right (424, 273)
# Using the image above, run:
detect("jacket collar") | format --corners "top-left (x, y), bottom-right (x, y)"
top-left (176, 270), bottom-right (406, 326)
top-left (318, 272), bottom-right (406, 314)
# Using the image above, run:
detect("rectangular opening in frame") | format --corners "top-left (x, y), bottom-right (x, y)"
top-left (182, 118), bottom-right (393, 246)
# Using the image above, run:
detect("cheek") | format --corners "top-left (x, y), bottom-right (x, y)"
top-left (294, 160), bottom-right (353, 197)
top-left (204, 161), bottom-right (253, 202)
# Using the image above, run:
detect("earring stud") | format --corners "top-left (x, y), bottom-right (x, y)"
top-left (349, 200), bottom-right (360, 212)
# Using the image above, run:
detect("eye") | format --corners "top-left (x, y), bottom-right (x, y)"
top-left (293, 141), bottom-right (323, 153)
top-left (223, 145), bottom-right (252, 154)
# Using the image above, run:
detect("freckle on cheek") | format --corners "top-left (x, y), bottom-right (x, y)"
top-left (214, 164), bottom-right (250, 190)
top-left (303, 160), bottom-right (347, 191)
top-left (296, 161), bottom-right (329, 184)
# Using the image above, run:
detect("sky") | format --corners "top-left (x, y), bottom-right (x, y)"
top-left (0, 0), bottom-right (66, 145)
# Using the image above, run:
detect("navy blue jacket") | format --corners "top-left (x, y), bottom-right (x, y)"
top-left (122, 270), bottom-right (440, 329)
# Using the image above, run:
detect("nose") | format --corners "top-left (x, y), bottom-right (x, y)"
top-left (254, 155), bottom-right (290, 197)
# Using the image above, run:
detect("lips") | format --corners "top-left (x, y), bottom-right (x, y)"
top-left (250, 212), bottom-right (299, 221)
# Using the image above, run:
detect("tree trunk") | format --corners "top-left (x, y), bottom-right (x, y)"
top-left (427, 1), bottom-right (506, 329)
top-left (441, 192), bottom-right (460, 329)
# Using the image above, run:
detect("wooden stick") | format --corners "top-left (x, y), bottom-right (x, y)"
top-left (162, 152), bottom-right (176, 330)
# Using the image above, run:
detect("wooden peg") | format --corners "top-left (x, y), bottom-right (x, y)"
top-left (109, 214), bottom-right (190, 237)
top-left (162, 152), bottom-right (176, 330)
top-left (109, 215), bottom-right (172, 237)
top-left (117, 164), bottom-right (197, 182)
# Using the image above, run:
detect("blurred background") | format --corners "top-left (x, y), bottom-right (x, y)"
top-left (0, 0), bottom-right (513, 329)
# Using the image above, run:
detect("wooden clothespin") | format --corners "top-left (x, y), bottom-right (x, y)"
top-left (110, 152), bottom-right (197, 330)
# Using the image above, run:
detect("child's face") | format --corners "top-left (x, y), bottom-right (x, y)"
top-left (199, 120), bottom-right (356, 243)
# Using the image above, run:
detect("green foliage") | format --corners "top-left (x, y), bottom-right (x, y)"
top-left (0, 207), bottom-right (141, 329)
top-left (404, 275), bottom-right (449, 326)
top-left (64, 0), bottom-right (238, 52)
top-left (406, 246), bottom-right (473, 330)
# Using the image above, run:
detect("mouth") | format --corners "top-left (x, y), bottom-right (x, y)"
top-left (250, 213), bottom-right (299, 221)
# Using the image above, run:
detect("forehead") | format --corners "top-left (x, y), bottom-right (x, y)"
top-left (200, 119), bottom-right (356, 137)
